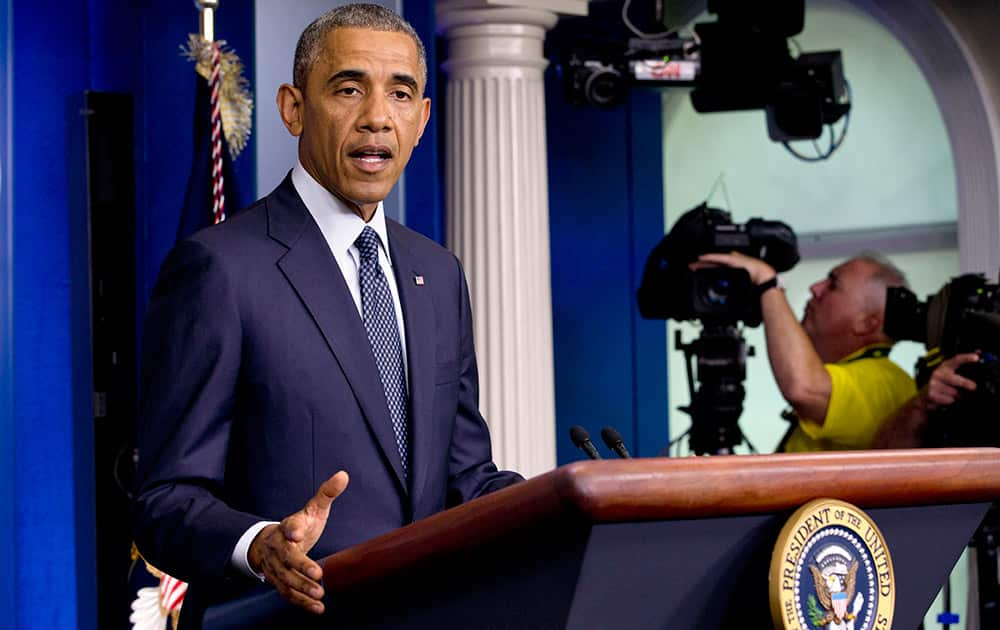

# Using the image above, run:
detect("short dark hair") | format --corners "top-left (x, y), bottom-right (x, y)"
top-left (293, 3), bottom-right (427, 90)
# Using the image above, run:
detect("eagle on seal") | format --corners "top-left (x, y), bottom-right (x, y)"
top-left (810, 558), bottom-right (861, 628)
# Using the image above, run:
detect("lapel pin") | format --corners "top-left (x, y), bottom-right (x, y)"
top-left (414, 275), bottom-right (425, 286)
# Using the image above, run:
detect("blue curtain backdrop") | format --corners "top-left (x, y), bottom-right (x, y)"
top-left (546, 78), bottom-right (669, 464)
top-left (12, 0), bottom-right (95, 626)
top-left (5, 1), bottom-right (254, 628)
top-left (0, 0), bottom-right (14, 624)
top-left (402, 0), bottom-right (442, 243)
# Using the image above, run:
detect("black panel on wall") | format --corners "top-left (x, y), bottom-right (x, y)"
top-left (84, 90), bottom-right (137, 630)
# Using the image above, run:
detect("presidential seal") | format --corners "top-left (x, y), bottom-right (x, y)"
top-left (769, 498), bottom-right (894, 630)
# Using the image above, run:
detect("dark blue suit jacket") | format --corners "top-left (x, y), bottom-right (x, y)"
top-left (132, 175), bottom-right (521, 604)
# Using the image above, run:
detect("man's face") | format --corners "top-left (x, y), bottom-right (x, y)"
top-left (279, 28), bottom-right (431, 218)
top-left (802, 258), bottom-right (878, 347)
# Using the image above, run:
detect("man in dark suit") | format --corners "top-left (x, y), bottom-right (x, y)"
top-left (132, 3), bottom-right (522, 621)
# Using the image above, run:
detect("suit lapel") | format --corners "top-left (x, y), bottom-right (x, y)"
top-left (387, 221), bottom-right (436, 508)
top-left (267, 176), bottom-right (408, 493)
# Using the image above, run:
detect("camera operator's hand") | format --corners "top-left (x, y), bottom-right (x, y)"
top-left (694, 252), bottom-right (777, 285)
top-left (923, 352), bottom-right (979, 411)
top-left (874, 351), bottom-right (980, 449)
top-left (694, 252), bottom-right (831, 423)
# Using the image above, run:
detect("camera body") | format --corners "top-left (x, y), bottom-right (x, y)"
top-left (637, 203), bottom-right (799, 454)
top-left (884, 273), bottom-right (1000, 446)
top-left (638, 203), bottom-right (799, 326)
top-left (884, 273), bottom-right (999, 354)
top-left (563, 36), bottom-right (697, 109)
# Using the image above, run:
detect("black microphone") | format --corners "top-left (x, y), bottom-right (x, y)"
top-left (569, 425), bottom-right (602, 460)
top-left (600, 426), bottom-right (632, 459)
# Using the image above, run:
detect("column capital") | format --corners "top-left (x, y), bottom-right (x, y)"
top-left (437, 0), bottom-right (588, 17)
top-left (436, 0), bottom-right (587, 33)
top-left (437, 0), bottom-right (569, 77)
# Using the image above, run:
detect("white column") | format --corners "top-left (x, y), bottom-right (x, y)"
top-left (437, 1), bottom-right (582, 477)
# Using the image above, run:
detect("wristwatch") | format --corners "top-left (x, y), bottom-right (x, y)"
top-left (756, 275), bottom-right (783, 296)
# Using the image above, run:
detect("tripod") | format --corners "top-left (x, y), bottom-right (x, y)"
top-left (671, 323), bottom-right (756, 456)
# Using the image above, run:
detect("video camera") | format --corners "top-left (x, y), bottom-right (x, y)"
top-left (884, 273), bottom-right (1000, 447)
top-left (555, 0), bottom-right (850, 141)
top-left (886, 273), bottom-right (1000, 622)
top-left (563, 35), bottom-right (698, 109)
top-left (637, 203), bottom-right (799, 455)
top-left (637, 203), bottom-right (799, 326)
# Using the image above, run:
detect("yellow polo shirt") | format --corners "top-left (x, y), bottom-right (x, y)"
top-left (781, 344), bottom-right (916, 452)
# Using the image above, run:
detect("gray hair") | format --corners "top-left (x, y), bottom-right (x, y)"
top-left (852, 251), bottom-right (910, 337)
top-left (853, 250), bottom-right (910, 291)
top-left (293, 3), bottom-right (428, 91)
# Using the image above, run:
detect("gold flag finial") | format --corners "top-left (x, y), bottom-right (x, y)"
top-left (195, 0), bottom-right (219, 42)
top-left (183, 0), bottom-right (252, 160)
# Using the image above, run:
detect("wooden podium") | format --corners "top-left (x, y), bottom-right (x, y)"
top-left (202, 448), bottom-right (1000, 629)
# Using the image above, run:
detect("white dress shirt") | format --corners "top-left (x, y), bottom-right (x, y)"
top-left (230, 161), bottom-right (409, 579)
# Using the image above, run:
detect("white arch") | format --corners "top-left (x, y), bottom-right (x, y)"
top-left (847, 0), bottom-right (1000, 277)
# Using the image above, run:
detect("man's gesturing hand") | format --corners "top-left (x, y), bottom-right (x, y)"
top-left (248, 471), bottom-right (350, 614)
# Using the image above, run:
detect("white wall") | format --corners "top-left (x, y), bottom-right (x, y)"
top-left (253, 0), bottom-right (406, 221)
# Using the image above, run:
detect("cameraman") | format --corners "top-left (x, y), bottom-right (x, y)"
top-left (695, 251), bottom-right (916, 452)
top-left (873, 351), bottom-right (980, 448)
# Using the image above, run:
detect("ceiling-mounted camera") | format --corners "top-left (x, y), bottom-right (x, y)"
top-left (554, 0), bottom-right (851, 150)
top-left (566, 59), bottom-right (629, 108)
top-left (563, 30), bottom-right (698, 108)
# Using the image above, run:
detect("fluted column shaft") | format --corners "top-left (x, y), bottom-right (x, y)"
top-left (438, 7), bottom-right (558, 477)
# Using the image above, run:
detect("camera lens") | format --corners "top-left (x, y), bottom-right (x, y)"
top-left (706, 277), bottom-right (732, 306)
top-left (584, 65), bottom-right (626, 107)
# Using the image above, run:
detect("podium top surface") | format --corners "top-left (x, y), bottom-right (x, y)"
top-left (323, 448), bottom-right (1000, 590)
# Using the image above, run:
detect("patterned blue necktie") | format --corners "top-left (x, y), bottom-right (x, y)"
top-left (355, 226), bottom-right (409, 477)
